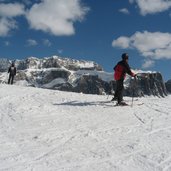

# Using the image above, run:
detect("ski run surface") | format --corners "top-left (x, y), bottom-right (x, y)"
top-left (0, 84), bottom-right (171, 171)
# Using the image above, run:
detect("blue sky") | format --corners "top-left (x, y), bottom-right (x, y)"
top-left (0, 0), bottom-right (171, 81)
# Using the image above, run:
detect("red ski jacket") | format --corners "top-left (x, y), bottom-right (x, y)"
top-left (114, 60), bottom-right (134, 81)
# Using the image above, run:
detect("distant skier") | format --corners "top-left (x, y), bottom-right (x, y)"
top-left (8, 62), bottom-right (16, 85)
top-left (111, 53), bottom-right (135, 105)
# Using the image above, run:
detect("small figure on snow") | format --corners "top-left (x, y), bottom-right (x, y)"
top-left (8, 62), bottom-right (16, 85)
top-left (111, 53), bottom-right (135, 106)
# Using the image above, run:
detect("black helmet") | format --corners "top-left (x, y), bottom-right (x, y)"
top-left (11, 61), bottom-right (15, 67)
top-left (122, 53), bottom-right (129, 60)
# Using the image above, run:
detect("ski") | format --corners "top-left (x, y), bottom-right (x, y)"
top-left (114, 102), bottom-right (144, 107)
top-left (114, 103), bottom-right (129, 107)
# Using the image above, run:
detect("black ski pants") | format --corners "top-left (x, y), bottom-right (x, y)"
top-left (8, 74), bottom-right (15, 85)
top-left (114, 79), bottom-right (124, 104)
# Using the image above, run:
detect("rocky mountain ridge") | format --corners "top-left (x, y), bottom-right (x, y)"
top-left (0, 56), bottom-right (168, 97)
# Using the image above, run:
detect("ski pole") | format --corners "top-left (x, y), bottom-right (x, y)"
top-left (131, 76), bottom-right (137, 107)
top-left (131, 87), bottom-right (134, 107)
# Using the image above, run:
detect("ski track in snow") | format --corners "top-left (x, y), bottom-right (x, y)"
top-left (0, 84), bottom-right (171, 171)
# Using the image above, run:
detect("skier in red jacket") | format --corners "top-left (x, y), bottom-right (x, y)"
top-left (111, 53), bottom-right (135, 105)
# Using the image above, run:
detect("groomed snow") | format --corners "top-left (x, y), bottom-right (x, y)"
top-left (0, 84), bottom-right (171, 171)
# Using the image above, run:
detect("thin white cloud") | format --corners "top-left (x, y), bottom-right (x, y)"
top-left (4, 41), bottom-right (10, 46)
top-left (57, 49), bottom-right (63, 54)
top-left (130, 0), bottom-right (171, 15)
top-left (119, 8), bottom-right (130, 15)
top-left (112, 36), bottom-right (130, 49)
top-left (43, 39), bottom-right (52, 47)
top-left (0, 3), bottom-right (25, 36)
top-left (26, 39), bottom-right (38, 46)
top-left (0, 18), bottom-right (17, 36)
top-left (129, 0), bottom-right (134, 3)
top-left (0, 3), bottom-right (25, 18)
top-left (112, 31), bottom-right (171, 60)
top-left (26, 0), bottom-right (89, 36)
top-left (142, 59), bottom-right (155, 69)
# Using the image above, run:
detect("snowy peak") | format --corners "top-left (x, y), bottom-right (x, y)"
top-left (15, 56), bottom-right (103, 71)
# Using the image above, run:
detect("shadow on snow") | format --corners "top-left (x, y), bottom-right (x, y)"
top-left (53, 100), bottom-right (114, 107)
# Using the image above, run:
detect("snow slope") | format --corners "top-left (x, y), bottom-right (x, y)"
top-left (0, 84), bottom-right (171, 171)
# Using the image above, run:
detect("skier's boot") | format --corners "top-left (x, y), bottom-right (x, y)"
top-left (117, 101), bottom-right (128, 106)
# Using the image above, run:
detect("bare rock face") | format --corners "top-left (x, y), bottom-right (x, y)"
top-left (42, 57), bottom-right (61, 69)
top-left (73, 75), bottom-right (110, 95)
top-left (124, 72), bottom-right (167, 97)
top-left (165, 80), bottom-right (171, 93)
top-left (41, 69), bottom-right (71, 84)
top-left (51, 72), bottom-right (167, 97)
